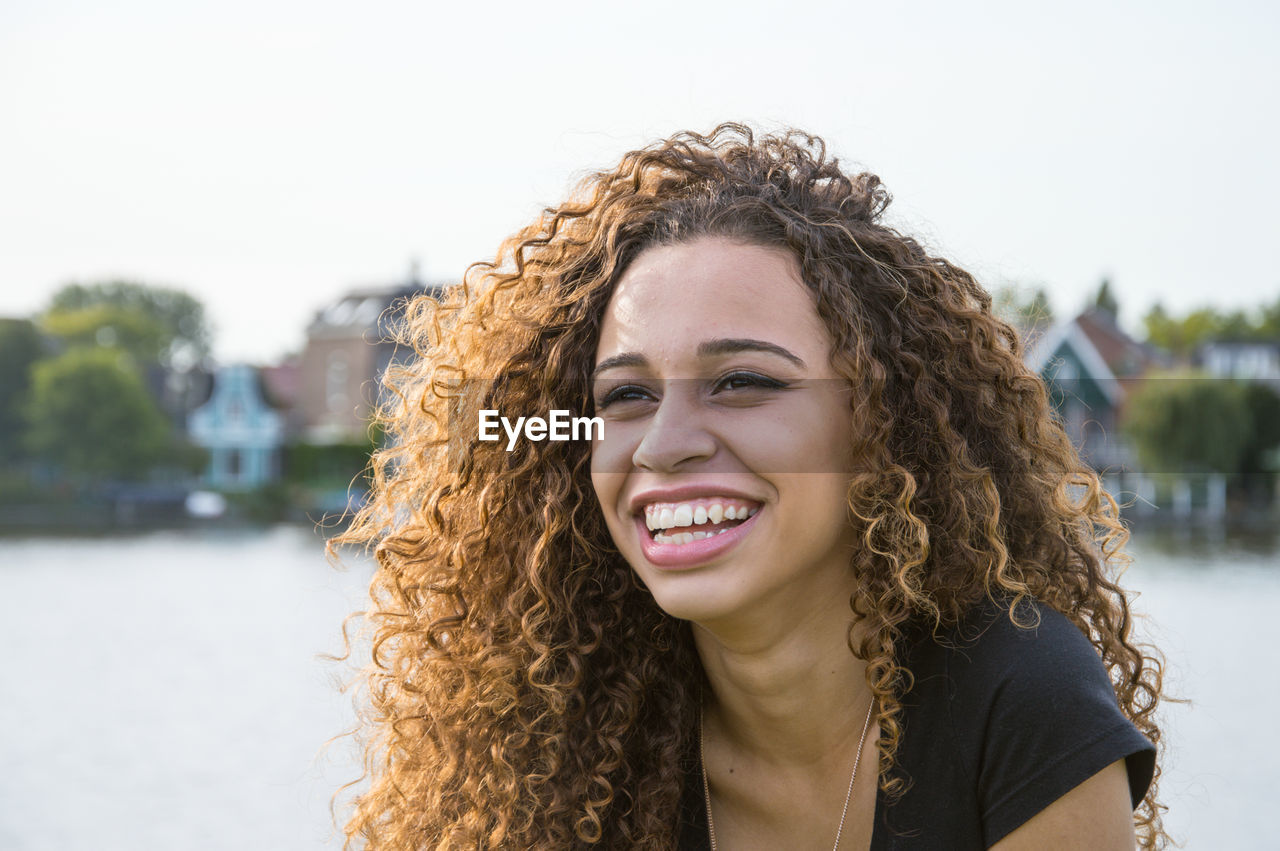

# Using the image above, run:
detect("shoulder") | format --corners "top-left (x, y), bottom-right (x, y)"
top-left (944, 596), bottom-right (1112, 702)
top-left (931, 595), bottom-right (1152, 774)
top-left (895, 595), bottom-right (1155, 847)
top-left (903, 595), bottom-right (1115, 712)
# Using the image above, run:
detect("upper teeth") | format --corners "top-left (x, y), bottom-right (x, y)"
top-left (643, 499), bottom-right (760, 531)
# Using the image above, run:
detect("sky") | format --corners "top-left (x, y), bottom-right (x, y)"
top-left (2, 0), bottom-right (1277, 364)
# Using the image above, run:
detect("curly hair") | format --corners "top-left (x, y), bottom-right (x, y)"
top-left (334, 122), bottom-right (1168, 848)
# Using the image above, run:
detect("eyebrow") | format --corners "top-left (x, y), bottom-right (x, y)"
top-left (592, 337), bottom-right (806, 379)
top-left (698, 338), bottom-right (806, 366)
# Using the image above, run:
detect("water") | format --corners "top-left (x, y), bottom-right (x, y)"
top-left (0, 524), bottom-right (1274, 849)
top-left (0, 526), bottom-right (369, 850)
top-left (1123, 528), bottom-right (1280, 849)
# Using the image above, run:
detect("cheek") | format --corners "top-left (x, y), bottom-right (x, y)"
top-left (589, 465), bottom-right (619, 504)
top-left (781, 474), bottom-right (857, 550)
top-left (814, 400), bottom-right (858, 475)
top-left (589, 467), bottom-right (629, 537)
top-left (723, 415), bottom-right (836, 475)
top-left (589, 420), bottom-right (641, 475)
top-left (712, 409), bottom-right (799, 473)
top-left (775, 472), bottom-right (850, 511)
top-left (589, 469), bottom-right (641, 561)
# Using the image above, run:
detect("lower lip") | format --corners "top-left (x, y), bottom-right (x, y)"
top-left (635, 510), bottom-right (761, 569)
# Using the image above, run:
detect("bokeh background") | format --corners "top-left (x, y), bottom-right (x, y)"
top-left (2, 1), bottom-right (1277, 847)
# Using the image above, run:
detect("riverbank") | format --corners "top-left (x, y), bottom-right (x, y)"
top-left (0, 525), bottom-right (1273, 848)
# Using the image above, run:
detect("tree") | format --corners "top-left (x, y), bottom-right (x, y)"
top-left (1142, 304), bottom-right (1231, 358)
top-left (1216, 308), bottom-right (1255, 342)
top-left (1239, 382), bottom-right (1280, 502)
top-left (993, 284), bottom-right (1055, 336)
top-left (1141, 303), bottom-right (1173, 349)
top-left (1093, 278), bottom-right (1119, 319)
top-left (44, 280), bottom-right (212, 368)
top-left (0, 319), bottom-right (48, 463)
top-left (23, 348), bottom-right (178, 481)
top-left (40, 304), bottom-right (170, 361)
top-left (1259, 296), bottom-right (1280, 339)
top-left (1182, 308), bottom-right (1228, 349)
top-left (1122, 372), bottom-right (1253, 475)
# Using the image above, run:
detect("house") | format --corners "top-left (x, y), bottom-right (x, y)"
top-left (260, 358), bottom-right (303, 438)
top-left (1198, 341), bottom-right (1280, 381)
top-left (187, 364), bottom-right (287, 490)
top-left (295, 268), bottom-right (445, 444)
top-left (1025, 308), bottom-right (1164, 471)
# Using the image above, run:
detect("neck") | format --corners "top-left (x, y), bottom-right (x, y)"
top-left (693, 578), bottom-right (870, 768)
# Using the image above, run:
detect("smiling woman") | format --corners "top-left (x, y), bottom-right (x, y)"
top-left (590, 241), bottom-right (862, 626)
top-left (334, 124), bottom-right (1169, 850)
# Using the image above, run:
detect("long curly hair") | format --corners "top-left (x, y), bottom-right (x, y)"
top-left (334, 123), bottom-right (1168, 848)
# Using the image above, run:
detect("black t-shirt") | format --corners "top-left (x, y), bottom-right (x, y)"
top-left (676, 597), bottom-right (1156, 849)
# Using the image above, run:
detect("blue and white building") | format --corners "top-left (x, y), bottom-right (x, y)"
top-left (188, 364), bottom-right (286, 490)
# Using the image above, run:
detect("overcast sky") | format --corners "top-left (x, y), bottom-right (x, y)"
top-left (2, 0), bottom-right (1276, 363)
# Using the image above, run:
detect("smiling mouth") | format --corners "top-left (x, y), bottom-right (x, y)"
top-left (641, 498), bottom-right (760, 545)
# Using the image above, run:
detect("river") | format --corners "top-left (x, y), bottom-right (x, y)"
top-left (0, 523), bottom-right (1274, 849)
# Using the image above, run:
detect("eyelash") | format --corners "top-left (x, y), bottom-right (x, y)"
top-left (595, 384), bottom-right (650, 409)
top-left (595, 372), bottom-right (789, 409)
top-left (715, 371), bottom-right (789, 393)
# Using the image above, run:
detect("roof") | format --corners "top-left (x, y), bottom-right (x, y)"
top-left (1025, 309), bottom-right (1162, 407)
top-left (1073, 309), bottom-right (1161, 378)
top-left (307, 277), bottom-right (447, 338)
top-left (259, 361), bottom-right (300, 410)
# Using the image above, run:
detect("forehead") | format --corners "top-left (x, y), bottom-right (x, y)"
top-left (595, 238), bottom-right (829, 364)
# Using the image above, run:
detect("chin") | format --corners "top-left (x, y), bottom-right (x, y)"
top-left (635, 572), bottom-right (742, 625)
top-left (647, 592), bottom-right (708, 622)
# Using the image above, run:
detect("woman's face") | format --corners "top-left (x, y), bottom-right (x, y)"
top-left (590, 237), bottom-right (860, 626)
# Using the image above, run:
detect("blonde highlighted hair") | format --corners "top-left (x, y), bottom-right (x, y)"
top-left (335, 123), bottom-right (1167, 848)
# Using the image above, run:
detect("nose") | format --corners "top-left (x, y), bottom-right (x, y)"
top-left (631, 391), bottom-right (717, 472)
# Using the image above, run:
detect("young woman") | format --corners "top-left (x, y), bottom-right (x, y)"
top-left (336, 124), bottom-right (1168, 849)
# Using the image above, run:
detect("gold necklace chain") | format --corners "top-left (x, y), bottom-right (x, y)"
top-left (699, 697), bottom-right (875, 851)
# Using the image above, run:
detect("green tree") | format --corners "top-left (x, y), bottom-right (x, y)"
top-left (41, 305), bottom-right (169, 361)
top-left (44, 280), bottom-right (212, 367)
top-left (24, 348), bottom-right (177, 480)
top-left (1183, 308), bottom-right (1228, 348)
top-left (1217, 308), bottom-right (1255, 342)
top-left (1258, 296), bottom-right (1280, 339)
top-left (1141, 304), bottom-right (1229, 358)
top-left (993, 284), bottom-right (1055, 335)
top-left (0, 318), bottom-right (47, 463)
top-left (1141, 303), bottom-right (1176, 351)
top-left (1093, 278), bottom-right (1119, 319)
top-left (1239, 382), bottom-right (1280, 501)
top-left (1122, 372), bottom-right (1253, 475)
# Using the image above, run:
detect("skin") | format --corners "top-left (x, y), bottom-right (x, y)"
top-left (588, 237), bottom-right (1136, 849)
top-left (991, 759), bottom-right (1137, 850)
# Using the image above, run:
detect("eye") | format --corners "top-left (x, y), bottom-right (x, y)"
top-left (712, 371), bottom-right (790, 393)
top-left (595, 383), bottom-right (655, 410)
